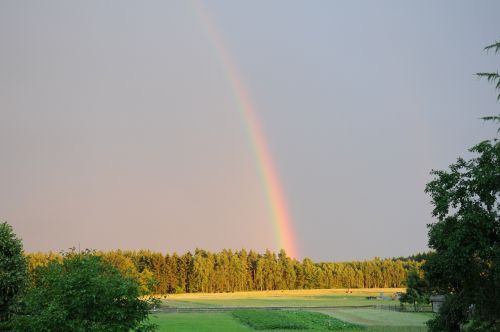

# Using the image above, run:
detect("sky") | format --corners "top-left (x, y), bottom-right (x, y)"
top-left (1, 1), bottom-right (499, 261)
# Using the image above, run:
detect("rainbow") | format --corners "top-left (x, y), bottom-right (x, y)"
top-left (192, 2), bottom-right (299, 259)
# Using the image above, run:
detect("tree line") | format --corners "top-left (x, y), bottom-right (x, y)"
top-left (26, 249), bottom-right (423, 294)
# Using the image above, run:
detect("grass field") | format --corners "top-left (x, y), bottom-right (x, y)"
top-left (316, 308), bottom-right (433, 327)
top-left (159, 288), bottom-right (405, 308)
top-left (152, 313), bottom-right (251, 332)
top-left (151, 309), bottom-right (430, 331)
top-left (150, 289), bottom-right (432, 331)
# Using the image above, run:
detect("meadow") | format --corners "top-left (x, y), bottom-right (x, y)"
top-left (150, 289), bottom-right (432, 331)
top-left (158, 288), bottom-right (404, 308)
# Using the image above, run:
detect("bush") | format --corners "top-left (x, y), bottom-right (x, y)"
top-left (0, 222), bottom-right (27, 324)
top-left (10, 251), bottom-right (157, 331)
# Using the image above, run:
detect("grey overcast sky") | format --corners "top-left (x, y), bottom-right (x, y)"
top-left (1, 0), bottom-right (499, 261)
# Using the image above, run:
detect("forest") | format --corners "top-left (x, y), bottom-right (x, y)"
top-left (26, 249), bottom-right (424, 294)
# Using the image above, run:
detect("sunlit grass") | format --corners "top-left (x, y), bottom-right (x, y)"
top-left (159, 288), bottom-right (404, 308)
top-left (160, 288), bottom-right (405, 299)
top-left (318, 308), bottom-right (433, 326)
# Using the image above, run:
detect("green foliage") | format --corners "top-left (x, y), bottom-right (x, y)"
top-left (392, 252), bottom-right (433, 263)
top-left (10, 251), bottom-right (157, 331)
top-left (424, 137), bottom-right (500, 330)
top-left (232, 309), bottom-right (362, 330)
top-left (426, 295), bottom-right (465, 332)
top-left (0, 222), bottom-right (27, 323)
top-left (462, 319), bottom-right (500, 332)
top-left (399, 269), bottom-right (429, 311)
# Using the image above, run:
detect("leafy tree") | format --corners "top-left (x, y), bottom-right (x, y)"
top-left (11, 251), bottom-right (157, 331)
top-left (0, 222), bottom-right (27, 325)
top-left (399, 269), bottom-right (429, 311)
top-left (278, 249), bottom-right (296, 289)
top-left (425, 130), bottom-right (500, 331)
top-left (424, 42), bottom-right (500, 331)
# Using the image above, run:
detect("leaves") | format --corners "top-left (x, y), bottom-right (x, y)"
top-left (424, 129), bottom-right (500, 331)
top-left (399, 269), bottom-right (429, 311)
top-left (10, 253), bottom-right (157, 331)
top-left (0, 222), bottom-right (27, 323)
top-left (484, 41), bottom-right (500, 53)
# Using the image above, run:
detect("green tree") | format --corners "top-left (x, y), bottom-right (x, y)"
top-left (0, 222), bottom-right (27, 325)
top-left (278, 249), bottom-right (297, 289)
top-left (425, 133), bottom-right (500, 331)
top-left (424, 42), bottom-right (500, 330)
top-left (302, 258), bottom-right (319, 289)
top-left (11, 251), bottom-right (157, 331)
top-left (399, 269), bottom-right (429, 311)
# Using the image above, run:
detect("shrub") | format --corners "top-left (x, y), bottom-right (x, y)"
top-left (10, 251), bottom-right (157, 331)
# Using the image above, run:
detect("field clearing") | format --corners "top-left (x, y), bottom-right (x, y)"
top-left (158, 288), bottom-right (405, 308)
top-left (151, 289), bottom-right (431, 332)
top-left (151, 309), bottom-right (431, 332)
top-left (159, 288), bottom-right (405, 299)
